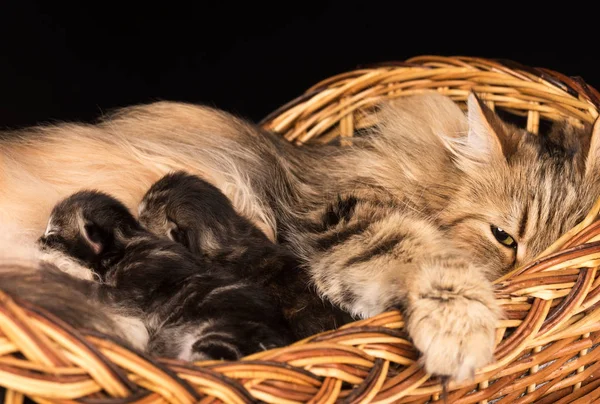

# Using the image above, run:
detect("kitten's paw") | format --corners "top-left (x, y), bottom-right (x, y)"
top-left (406, 268), bottom-right (500, 382)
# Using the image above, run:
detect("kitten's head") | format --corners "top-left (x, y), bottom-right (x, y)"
top-left (39, 190), bottom-right (141, 270)
top-left (439, 93), bottom-right (600, 277)
top-left (139, 171), bottom-right (237, 254)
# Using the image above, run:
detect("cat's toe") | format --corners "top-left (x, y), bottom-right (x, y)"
top-left (407, 288), bottom-right (499, 382)
top-left (420, 327), bottom-right (494, 382)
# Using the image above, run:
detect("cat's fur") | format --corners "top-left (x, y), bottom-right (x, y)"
top-left (39, 190), bottom-right (292, 360)
top-left (0, 92), bottom-right (598, 380)
top-left (138, 171), bottom-right (354, 339)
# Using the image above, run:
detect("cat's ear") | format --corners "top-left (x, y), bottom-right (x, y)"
top-left (167, 220), bottom-right (182, 243)
top-left (81, 221), bottom-right (106, 255)
top-left (466, 93), bottom-right (518, 162)
top-left (585, 117), bottom-right (600, 176)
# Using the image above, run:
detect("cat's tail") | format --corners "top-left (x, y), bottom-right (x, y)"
top-left (0, 260), bottom-right (149, 352)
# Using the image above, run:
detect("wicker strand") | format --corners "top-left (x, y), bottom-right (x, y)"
top-left (3, 55), bottom-right (600, 403)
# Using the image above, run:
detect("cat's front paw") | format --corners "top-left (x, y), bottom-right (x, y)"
top-left (406, 266), bottom-right (500, 382)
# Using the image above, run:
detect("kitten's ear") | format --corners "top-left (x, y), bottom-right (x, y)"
top-left (466, 93), bottom-right (517, 161)
top-left (585, 117), bottom-right (600, 176)
top-left (167, 220), bottom-right (182, 243)
top-left (167, 219), bottom-right (195, 251)
top-left (82, 222), bottom-right (105, 255)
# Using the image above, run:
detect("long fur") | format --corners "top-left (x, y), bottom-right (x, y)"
top-left (40, 190), bottom-right (292, 360)
top-left (1, 92), bottom-right (598, 380)
top-left (139, 171), bottom-right (354, 339)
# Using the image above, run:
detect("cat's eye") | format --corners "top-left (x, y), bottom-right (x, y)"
top-left (491, 225), bottom-right (517, 249)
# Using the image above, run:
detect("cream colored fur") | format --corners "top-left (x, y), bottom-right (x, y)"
top-left (1, 93), bottom-right (598, 382)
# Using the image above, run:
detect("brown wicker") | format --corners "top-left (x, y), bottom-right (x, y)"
top-left (2, 55), bottom-right (600, 403)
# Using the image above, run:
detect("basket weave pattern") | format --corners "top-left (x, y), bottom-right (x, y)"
top-left (2, 56), bottom-right (600, 403)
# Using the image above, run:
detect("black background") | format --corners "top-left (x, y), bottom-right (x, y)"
top-left (1, 1), bottom-right (598, 129)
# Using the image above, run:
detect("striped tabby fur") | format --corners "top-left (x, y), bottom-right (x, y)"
top-left (0, 92), bottom-right (598, 380)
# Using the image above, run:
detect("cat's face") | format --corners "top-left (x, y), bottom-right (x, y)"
top-left (438, 95), bottom-right (600, 277)
top-left (39, 191), bottom-right (140, 268)
top-left (139, 171), bottom-right (238, 254)
top-left (138, 171), bottom-right (194, 246)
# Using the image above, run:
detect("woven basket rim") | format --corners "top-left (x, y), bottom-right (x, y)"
top-left (260, 55), bottom-right (600, 128)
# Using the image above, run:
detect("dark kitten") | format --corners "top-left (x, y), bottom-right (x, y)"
top-left (39, 190), bottom-right (292, 361)
top-left (138, 171), bottom-right (354, 340)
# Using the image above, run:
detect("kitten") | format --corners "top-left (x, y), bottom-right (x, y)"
top-left (138, 171), bottom-right (354, 339)
top-left (0, 92), bottom-right (597, 381)
top-left (39, 190), bottom-right (293, 361)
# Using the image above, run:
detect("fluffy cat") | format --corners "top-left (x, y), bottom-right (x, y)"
top-left (39, 190), bottom-right (292, 360)
top-left (0, 92), bottom-right (598, 381)
top-left (138, 171), bottom-right (354, 339)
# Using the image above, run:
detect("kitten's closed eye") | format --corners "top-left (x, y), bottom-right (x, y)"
top-left (38, 234), bottom-right (66, 251)
top-left (490, 225), bottom-right (517, 249)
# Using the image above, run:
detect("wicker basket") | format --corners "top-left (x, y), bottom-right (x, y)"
top-left (2, 55), bottom-right (600, 403)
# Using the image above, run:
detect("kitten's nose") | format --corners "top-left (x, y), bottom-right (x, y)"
top-left (37, 236), bottom-right (51, 251)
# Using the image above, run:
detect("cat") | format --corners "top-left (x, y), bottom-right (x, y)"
top-left (39, 190), bottom-right (293, 360)
top-left (0, 92), bottom-right (598, 381)
top-left (138, 171), bottom-right (354, 339)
